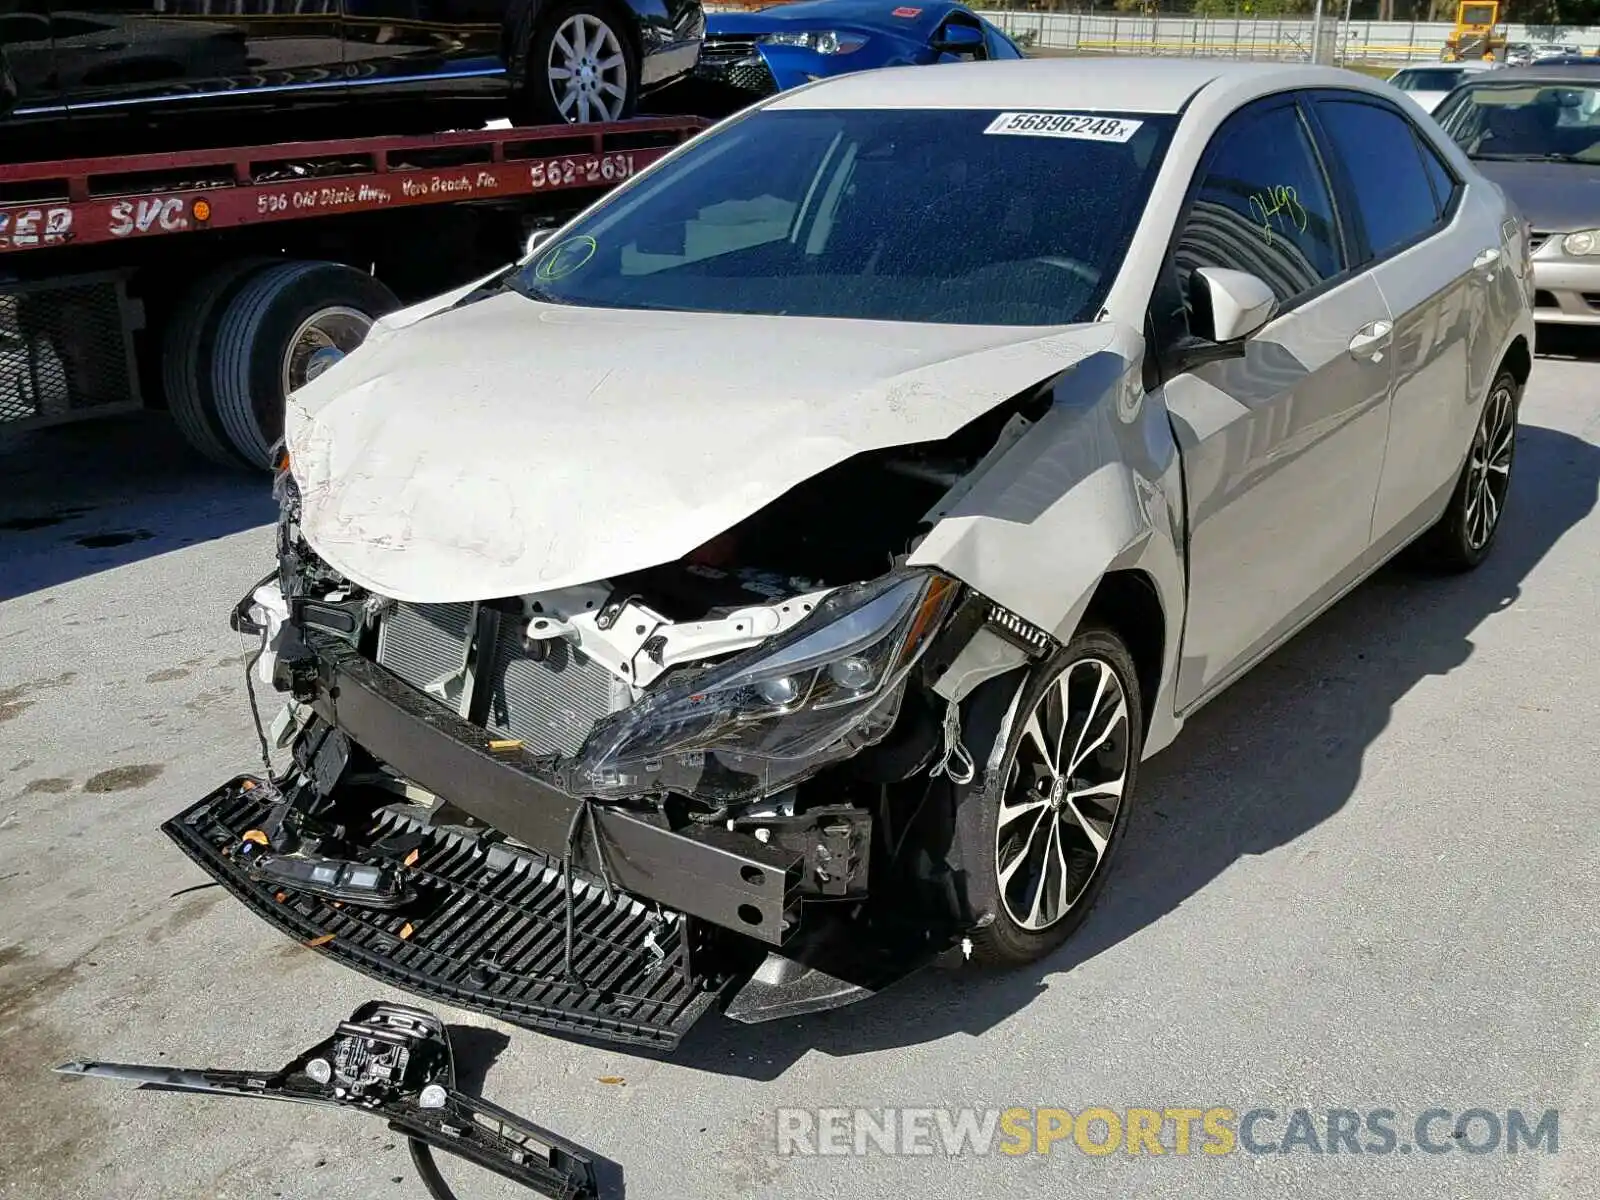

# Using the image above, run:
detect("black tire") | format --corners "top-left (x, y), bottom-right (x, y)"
top-left (160, 256), bottom-right (277, 468)
top-left (516, 0), bottom-right (639, 126)
top-left (954, 624), bottom-right (1144, 967)
top-left (1415, 369), bottom-right (1520, 572)
top-left (209, 261), bottom-right (399, 469)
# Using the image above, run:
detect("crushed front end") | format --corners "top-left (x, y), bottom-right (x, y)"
top-left (172, 434), bottom-right (1050, 1047)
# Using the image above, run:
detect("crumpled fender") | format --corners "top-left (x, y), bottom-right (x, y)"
top-left (909, 331), bottom-right (1189, 757)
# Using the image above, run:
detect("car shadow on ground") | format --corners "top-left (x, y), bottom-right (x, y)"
top-left (667, 418), bottom-right (1600, 1081)
top-left (0, 411), bottom-right (273, 601)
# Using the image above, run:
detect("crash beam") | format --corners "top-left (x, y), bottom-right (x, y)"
top-left (301, 635), bottom-right (804, 944)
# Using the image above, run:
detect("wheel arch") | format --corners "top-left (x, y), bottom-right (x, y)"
top-left (1498, 333), bottom-right (1532, 388)
top-left (1081, 569), bottom-right (1166, 740)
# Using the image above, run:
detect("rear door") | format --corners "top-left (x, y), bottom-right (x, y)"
top-left (1308, 91), bottom-right (1492, 550)
top-left (340, 0), bottom-right (504, 100)
top-left (1155, 94), bottom-right (1395, 711)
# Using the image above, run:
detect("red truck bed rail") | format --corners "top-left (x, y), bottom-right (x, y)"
top-left (0, 117), bottom-right (708, 255)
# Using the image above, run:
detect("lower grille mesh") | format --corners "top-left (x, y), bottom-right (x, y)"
top-left (164, 778), bottom-right (718, 1049)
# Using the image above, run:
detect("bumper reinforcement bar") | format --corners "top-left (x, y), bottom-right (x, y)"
top-left (56, 1001), bottom-right (604, 1199)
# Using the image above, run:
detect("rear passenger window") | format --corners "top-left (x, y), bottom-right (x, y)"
top-left (1315, 99), bottom-right (1444, 256)
top-left (1175, 103), bottom-right (1344, 309)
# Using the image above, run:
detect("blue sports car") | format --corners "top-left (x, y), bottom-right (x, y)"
top-left (692, 0), bottom-right (1025, 101)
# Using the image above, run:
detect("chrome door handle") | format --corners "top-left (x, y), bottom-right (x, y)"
top-left (1348, 319), bottom-right (1394, 361)
top-left (1474, 246), bottom-right (1502, 278)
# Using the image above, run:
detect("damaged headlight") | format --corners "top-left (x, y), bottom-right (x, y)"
top-left (577, 570), bottom-right (959, 804)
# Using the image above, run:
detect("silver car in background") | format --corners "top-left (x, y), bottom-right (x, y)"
top-left (1387, 61), bottom-right (1497, 112)
top-left (180, 57), bottom-right (1534, 1039)
top-left (1434, 65), bottom-right (1600, 330)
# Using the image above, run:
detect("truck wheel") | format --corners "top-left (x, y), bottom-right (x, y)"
top-left (162, 256), bottom-right (277, 467)
top-left (953, 625), bottom-right (1144, 967)
top-left (518, 1), bottom-right (639, 125)
top-left (210, 261), bottom-right (398, 469)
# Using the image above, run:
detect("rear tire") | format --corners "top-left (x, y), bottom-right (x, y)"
top-left (209, 261), bottom-right (398, 469)
top-left (1415, 370), bottom-right (1519, 572)
top-left (954, 625), bottom-right (1144, 968)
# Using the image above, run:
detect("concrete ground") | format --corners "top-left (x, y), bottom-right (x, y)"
top-left (2, 351), bottom-right (1597, 1200)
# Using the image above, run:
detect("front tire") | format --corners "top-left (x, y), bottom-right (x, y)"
top-left (955, 625), bottom-right (1144, 967)
top-left (1416, 370), bottom-right (1519, 572)
top-left (518, 1), bottom-right (638, 125)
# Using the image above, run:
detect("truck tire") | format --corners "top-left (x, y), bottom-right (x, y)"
top-left (162, 256), bottom-right (277, 467)
top-left (209, 261), bottom-right (399, 469)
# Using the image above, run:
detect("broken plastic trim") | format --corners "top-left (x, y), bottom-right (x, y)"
top-left (55, 1001), bottom-right (601, 1200)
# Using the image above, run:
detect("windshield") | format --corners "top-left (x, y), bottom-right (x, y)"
top-left (1436, 81), bottom-right (1600, 160)
top-left (1391, 68), bottom-right (1465, 91)
top-left (507, 108), bottom-right (1175, 326)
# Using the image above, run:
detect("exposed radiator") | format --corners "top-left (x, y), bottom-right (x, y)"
top-left (374, 602), bottom-right (624, 758)
top-left (486, 636), bottom-right (626, 759)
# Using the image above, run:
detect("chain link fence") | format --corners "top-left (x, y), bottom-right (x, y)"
top-left (976, 9), bottom-right (1600, 65)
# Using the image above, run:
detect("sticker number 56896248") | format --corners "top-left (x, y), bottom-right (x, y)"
top-left (530, 153), bottom-right (637, 189)
top-left (984, 112), bottom-right (1144, 143)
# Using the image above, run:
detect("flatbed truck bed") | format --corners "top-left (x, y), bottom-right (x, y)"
top-left (0, 116), bottom-right (707, 467)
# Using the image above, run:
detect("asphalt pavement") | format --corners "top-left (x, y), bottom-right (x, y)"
top-left (1, 353), bottom-right (1597, 1199)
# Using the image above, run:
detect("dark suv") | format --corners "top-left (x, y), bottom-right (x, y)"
top-left (1, 0), bottom-right (703, 142)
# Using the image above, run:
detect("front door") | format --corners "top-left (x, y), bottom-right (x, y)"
top-left (51, 0), bottom-right (343, 112)
top-left (1156, 95), bottom-right (1395, 711)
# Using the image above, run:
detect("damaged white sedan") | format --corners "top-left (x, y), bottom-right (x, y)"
top-left (171, 57), bottom-right (1533, 1048)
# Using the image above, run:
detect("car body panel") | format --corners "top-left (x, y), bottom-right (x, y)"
top-left (285, 294), bottom-right (1117, 603)
top-left (693, 0), bottom-right (1020, 97)
top-left (2, 0), bottom-right (703, 126)
top-left (1386, 62), bottom-right (1495, 114)
top-left (1162, 272), bottom-right (1393, 711)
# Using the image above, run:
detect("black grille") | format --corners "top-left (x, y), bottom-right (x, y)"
top-left (1529, 231), bottom-right (1550, 251)
top-left (694, 37), bottom-right (778, 95)
top-left (0, 279), bottom-right (136, 427)
top-left (1535, 289), bottom-right (1559, 308)
top-left (164, 779), bottom-right (720, 1049)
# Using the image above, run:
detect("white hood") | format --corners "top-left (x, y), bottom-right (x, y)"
top-left (285, 293), bottom-right (1114, 603)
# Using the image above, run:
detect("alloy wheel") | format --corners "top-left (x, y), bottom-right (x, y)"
top-left (1464, 381), bottom-right (1515, 551)
top-left (548, 14), bottom-right (629, 123)
top-left (995, 657), bottom-right (1132, 932)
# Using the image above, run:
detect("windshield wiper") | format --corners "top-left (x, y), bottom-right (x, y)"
top-left (1472, 151), bottom-right (1587, 162)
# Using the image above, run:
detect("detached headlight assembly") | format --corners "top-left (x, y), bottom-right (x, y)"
top-left (759, 30), bottom-right (867, 54)
top-left (577, 570), bottom-right (959, 804)
top-left (1563, 228), bottom-right (1600, 256)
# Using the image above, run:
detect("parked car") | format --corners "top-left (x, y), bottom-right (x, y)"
top-left (1532, 41), bottom-right (1583, 60)
top-left (180, 57), bottom-right (1533, 1042)
top-left (1386, 61), bottom-right (1496, 112)
top-left (0, 0), bottom-right (704, 137)
top-left (1504, 41), bottom-right (1534, 65)
top-left (1434, 64), bottom-right (1600, 329)
top-left (691, 0), bottom-right (1023, 103)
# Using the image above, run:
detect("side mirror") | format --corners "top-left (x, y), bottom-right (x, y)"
top-left (524, 228), bottom-right (554, 259)
top-left (1190, 266), bottom-right (1276, 343)
top-left (932, 23), bottom-right (984, 54)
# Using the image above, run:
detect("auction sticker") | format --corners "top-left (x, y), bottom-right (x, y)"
top-left (984, 112), bottom-right (1143, 142)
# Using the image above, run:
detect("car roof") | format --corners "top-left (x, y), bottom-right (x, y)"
top-left (769, 55), bottom-right (1374, 113)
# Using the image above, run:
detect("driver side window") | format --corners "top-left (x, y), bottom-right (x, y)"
top-left (1174, 101), bottom-right (1345, 311)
